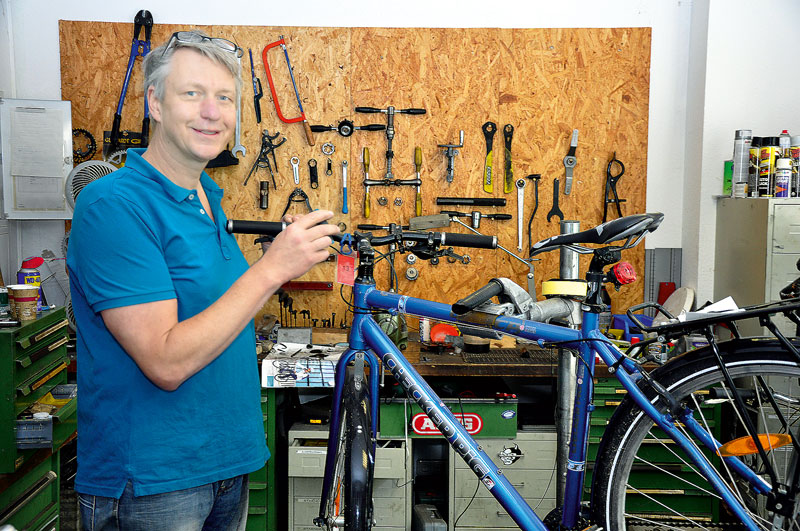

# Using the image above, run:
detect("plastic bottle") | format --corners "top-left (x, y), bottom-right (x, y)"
top-left (775, 158), bottom-right (792, 197)
top-left (759, 137), bottom-right (781, 197)
top-left (779, 129), bottom-right (792, 157)
top-left (748, 137), bottom-right (761, 197)
top-left (790, 135), bottom-right (800, 197)
top-left (731, 129), bottom-right (751, 198)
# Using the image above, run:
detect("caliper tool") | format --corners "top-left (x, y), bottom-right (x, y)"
top-left (262, 35), bottom-right (315, 146)
top-left (482, 121), bottom-right (497, 193)
top-left (562, 129), bottom-right (578, 195)
top-left (311, 119), bottom-right (385, 137)
top-left (354, 105), bottom-right (426, 180)
top-left (603, 152), bottom-right (626, 222)
top-left (248, 48), bottom-right (263, 123)
top-left (361, 146), bottom-right (423, 217)
top-left (437, 130), bottom-right (464, 184)
top-left (105, 10), bottom-right (152, 160)
top-left (440, 210), bottom-right (512, 229)
top-left (503, 124), bottom-right (514, 193)
top-left (244, 130), bottom-right (286, 188)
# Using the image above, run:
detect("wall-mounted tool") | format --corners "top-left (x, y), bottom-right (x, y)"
top-left (105, 10), bottom-right (152, 160)
top-left (354, 105), bottom-right (426, 179)
top-left (482, 122), bottom-right (497, 193)
top-left (262, 35), bottom-right (315, 146)
top-left (440, 210), bottom-right (512, 229)
top-left (281, 187), bottom-right (313, 217)
top-left (342, 160), bottom-right (349, 214)
top-left (248, 48), bottom-right (263, 124)
top-left (547, 178), bottom-right (564, 222)
top-left (562, 129), bottom-right (578, 194)
top-left (603, 152), bottom-right (626, 222)
top-left (526, 173), bottom-right (541, 255)
top-left (290, 157), bottom-right (300, 185)
top-left (361, 147), bottom-right (423, 217)
top-left (504, 124), bottom-right (514, 193)
top-left (438, 130), bottom-right (464, 183)
top-left (515, 178), bottom-right (526, 252)
top-left (243, 129), bottom-right (285, 187)
top-left (259, 181), bottom-right (269, 209)
top-left (321, 143), bottom-right (334, 176)
top-left (436, 197), bottom-right (506, 207)
top-left (311, 119), bottom-right (385, 137)
top-left (308, 159), bottom-right (319, 189)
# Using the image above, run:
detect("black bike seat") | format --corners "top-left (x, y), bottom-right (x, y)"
top-left (530, 213), bottom-right (663, 256)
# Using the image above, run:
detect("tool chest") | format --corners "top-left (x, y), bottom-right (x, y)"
top-left (585, 376), bottom-right (722, 522)
top-left (0, 308), bottom-right (73, 531)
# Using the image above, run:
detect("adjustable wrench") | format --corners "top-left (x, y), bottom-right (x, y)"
top-left (516, 178), bottom-right (526, 252)
top-left (290, 157), bottom-right (300, 185)
top-left (231, 56), bottom-right (246, 158)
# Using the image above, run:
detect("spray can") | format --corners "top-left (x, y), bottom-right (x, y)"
top-left (759, 137), bottom-right (781, 197)
top-left (731, 129), bottom-right (751, 198)
top-left (779, 129), bottom-right (792, 157)
top-left (17, 256), bottom-right (44, 312)
top-left (790, 135), bottom-right (800, 197)
top-left (748, 137), bottom-right (761, 197)
top-left (775, 158), bottom-right (792, 197)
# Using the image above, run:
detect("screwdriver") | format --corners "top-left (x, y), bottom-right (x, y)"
top-left (363, 147), bottom-right (371, 218)
top-left (414, 146), bottom-right (422, 216)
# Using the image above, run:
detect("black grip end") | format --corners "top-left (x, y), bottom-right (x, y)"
top-left (442, 232), bottom-right (497, 249)
top-left (355, 106), bottom-right (381, 113)
top-left (226, 219), bottom-right (285, 235)
top-left (402, 108), bottom-right (427, 115)
top-left (452, 279), bottom-right (503, 315)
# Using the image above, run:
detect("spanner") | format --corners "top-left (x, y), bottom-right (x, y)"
top-left (547, 178), bottom-right (564, 222)
top-left (231, 59), bottom-right (246, 158)
top-left (290, 157), bottom-right (300, 185)
top-left (515, 178), bottom-right (526, 252)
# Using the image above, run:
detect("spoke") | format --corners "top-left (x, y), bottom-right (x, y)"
top-left (624, 485), bottom-right (711, 530)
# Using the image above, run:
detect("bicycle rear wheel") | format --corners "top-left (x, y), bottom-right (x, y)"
top-left (592, 339), bottom-right (800, 530)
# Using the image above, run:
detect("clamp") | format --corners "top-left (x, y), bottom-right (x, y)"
top-left (562, 129), bottom-right (578, 195)
top-left (281, 187), bottom-right (313, 218)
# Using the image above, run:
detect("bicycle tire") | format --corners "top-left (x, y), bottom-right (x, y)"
top-left (591, 338), bottom-right (800, 530)
top-left (343, 373), bottom-right (374, 530)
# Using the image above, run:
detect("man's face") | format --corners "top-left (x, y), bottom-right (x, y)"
top-left (148, 48), bottom-right (236, 166)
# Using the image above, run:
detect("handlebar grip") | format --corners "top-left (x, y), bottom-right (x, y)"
top-left (452, 279), bottom-right (504, 315)
top-left (401, 108), bottom-right (427, 115)
top-left (226, 220), bottom-right (286, 236)
top-left (442, 232), bottom-right (497, 249)
top-left (355, 106), bottom-right (382, 113)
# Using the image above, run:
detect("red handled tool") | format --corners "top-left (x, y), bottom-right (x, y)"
top-left (262, 35), bottom-right (315, 146)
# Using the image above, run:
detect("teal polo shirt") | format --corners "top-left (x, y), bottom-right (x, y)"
top-left (67, 149), bottom-right (269, 497)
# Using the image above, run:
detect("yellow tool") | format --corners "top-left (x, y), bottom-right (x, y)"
top-left (414, 146), bottom-right (423, 216)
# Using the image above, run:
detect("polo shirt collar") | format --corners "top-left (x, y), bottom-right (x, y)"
top-left (125, 148), bottom-right (224, 202)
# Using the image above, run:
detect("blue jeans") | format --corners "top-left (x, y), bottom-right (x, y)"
top-left (77, 475), bottom-right (249, 531)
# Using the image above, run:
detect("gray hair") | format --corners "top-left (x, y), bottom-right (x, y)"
top-left (143, 30), bottom-right (242, 103)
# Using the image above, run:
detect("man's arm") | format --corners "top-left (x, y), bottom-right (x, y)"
top-left (101, 210), bottom-right (339, 391)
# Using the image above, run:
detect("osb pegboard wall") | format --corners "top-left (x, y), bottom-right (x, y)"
top-left (59, 21), bottom-right (651, 327)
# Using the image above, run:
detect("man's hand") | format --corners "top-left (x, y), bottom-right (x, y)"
top-left (258, 210), bottom-right (340, 285)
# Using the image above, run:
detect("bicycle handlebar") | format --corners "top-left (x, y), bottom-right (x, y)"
top-left (226, 219), bottom-right (498, 250)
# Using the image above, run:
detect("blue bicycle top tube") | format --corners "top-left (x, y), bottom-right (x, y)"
top-left (361, 316), bottom-right (546, 531)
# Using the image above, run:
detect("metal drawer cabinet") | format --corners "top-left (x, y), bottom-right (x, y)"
top-left (287, 423), bottom-right (412, 530)
top-left (449, 427), bottom-right (557, 530)
top-left (0, 450), bottom-right (60, 531)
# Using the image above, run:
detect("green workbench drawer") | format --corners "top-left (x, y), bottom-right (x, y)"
top-left (0, 451), bottom-right (60, 530)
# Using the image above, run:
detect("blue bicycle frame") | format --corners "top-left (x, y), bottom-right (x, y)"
top-left (319, 270), bottom-right (770, 531)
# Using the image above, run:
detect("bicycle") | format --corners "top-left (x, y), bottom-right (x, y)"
top-left (228, 213), bottom-right (800, 531)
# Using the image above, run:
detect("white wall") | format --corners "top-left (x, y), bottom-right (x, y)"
top-left (9, 0), bottom-right (791, 306)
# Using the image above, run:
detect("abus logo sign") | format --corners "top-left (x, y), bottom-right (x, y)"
top-left (411, 413), bottom-right (483, 435)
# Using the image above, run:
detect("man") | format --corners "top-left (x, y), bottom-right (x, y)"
top-left (66, 30), bottom-right (338, 530)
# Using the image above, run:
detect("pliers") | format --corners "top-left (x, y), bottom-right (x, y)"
top-left (603, 152), bottom-right (626, 222)
top-left (281, 188), bottom-right (313, 218)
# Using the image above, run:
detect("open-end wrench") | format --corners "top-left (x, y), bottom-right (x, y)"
top-left (516, 178), bottom-right (526, 251)
top-left (231, 57), bottom-right (246, 158)
top-left (290, 157), bottom-right (300, 185)
top-left (547, 178), bottom-right (564, 222)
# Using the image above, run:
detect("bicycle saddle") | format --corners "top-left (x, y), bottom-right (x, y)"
top-left (530, 213), bottom-right (663, 256)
